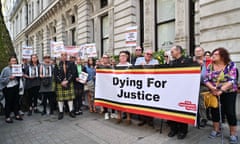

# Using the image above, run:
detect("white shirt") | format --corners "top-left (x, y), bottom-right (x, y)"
top-left (116, 62), bottom-right (132, 67)
top-left (6, 79), bottom-right (18, 88)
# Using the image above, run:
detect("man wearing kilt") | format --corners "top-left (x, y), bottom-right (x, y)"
top-left (54, 52), bottom-right (76, 120)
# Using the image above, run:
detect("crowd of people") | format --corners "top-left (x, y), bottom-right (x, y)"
top-left (0, 45), bottom-right (239, 143)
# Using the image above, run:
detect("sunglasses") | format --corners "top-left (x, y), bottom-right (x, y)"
top-left (164, 55), bottom-right (168, 57)
top-left (146, 53), bottom-right (153, 56)
top-left (136, 49), bottom-right (142, 51)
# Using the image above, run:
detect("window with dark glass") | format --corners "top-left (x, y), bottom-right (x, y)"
top-left (71, 28), bottom-right (76, 45)
top-left (155, 0), bottom-right (175, 51)
top-left (53, 26), bottom-right (56, 33)
top-left (100, 0), bottom-right (108, 8)
top-left (101, 15), bottom-right (109, 55)
top-left (71, 15), bottom-right (75, 24)
top-left (53, 37), bottom-right (56, 42)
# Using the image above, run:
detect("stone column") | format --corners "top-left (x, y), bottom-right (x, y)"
top-left (56, 15), bottom-right (66, 44)
top-left (43, 25), bottom-right (51, 55)
top-left (107, 6), bottom-right (114, 56)
top-left (143, 0), bottom-right (155, 51)
top-left (175, 0), bottom-right (190, 54)
top-left (33, 35), bottom-right (38, 54)
top-left (77, 0), bottom-right (88, 45)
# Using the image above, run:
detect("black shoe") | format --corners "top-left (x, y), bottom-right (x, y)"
top-left (138, 121), bottom-right (146, 126)
top-left (75, 110), bottom-right (83, 115)
top-left (41, 111), bottom-right (46, 116)
top-left (75, 111), bottom-right (80, 115)
top-left (5, 118), bottom-right (13, 123)
top-left (34, 109), bottom-right (40, 113)
top-left (58, 112), bottom-right (64, 120)
top-left (177, 133), bottom-right (187, 139)
top-left (27, 110), bottom-right (32, 116)
top-left (199, 119), bottom-right (207, 127)
top-left (168, 131), bottom-right (177, 137)
top-left (69, 111), bottom-right (76, 118)
top-left (15, 116), bottom-right (23, 121)
top-left (79, 110), bottom-right (83, 115)
top-left (49, 111), bottom-right (54, 115)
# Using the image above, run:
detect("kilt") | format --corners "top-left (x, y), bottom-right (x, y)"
top-left (56, 82), bottom-right (75, 101)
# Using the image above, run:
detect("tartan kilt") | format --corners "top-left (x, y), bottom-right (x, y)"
top-left (56, 82), bottom-right (75, 101)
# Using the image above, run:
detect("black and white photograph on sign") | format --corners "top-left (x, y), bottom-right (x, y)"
top-left (29, 66), bottom-right (39, 78)
top-left (43, 65), bottom-right (52, 77)
top-left (11, 64), bottom-right (23, 77)
top-left (78, 72), bottom-right (88, 84)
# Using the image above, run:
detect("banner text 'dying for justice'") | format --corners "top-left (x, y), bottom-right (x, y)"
top-left (94, 65), bottom-right (201, 125)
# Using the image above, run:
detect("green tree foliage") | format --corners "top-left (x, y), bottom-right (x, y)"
top-left (0, 2), bottom-right (15, 71)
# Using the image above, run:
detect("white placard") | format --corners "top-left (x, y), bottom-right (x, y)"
top-left (65, 46), bottom-right (81, 58)
top-left (22, 46), bottom-right (33, 59)
top-left (50, 41), bottom-right (65, 58)
top-left (11, 64), bottom-right (23, 77)
top-left (78, 72), bottom-right (88, 84)
top-left (85, 43), bottom-right (97, 58)
top-left (125, 26), bottom-right (137, 47)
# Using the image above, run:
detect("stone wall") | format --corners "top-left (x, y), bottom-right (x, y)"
top-left (198, 0), bottom-right (240, 61)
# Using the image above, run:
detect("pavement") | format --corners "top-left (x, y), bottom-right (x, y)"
top-left (0, 108), bottom-right (239, 144)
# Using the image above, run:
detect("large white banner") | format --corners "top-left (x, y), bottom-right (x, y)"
top-left (95, 65), bottom-right (201, 125)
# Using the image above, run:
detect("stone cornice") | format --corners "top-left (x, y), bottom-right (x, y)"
top-left (14, 0), bottom-right (61, 40)
top-left (10, 0), bottom-right (25, 21)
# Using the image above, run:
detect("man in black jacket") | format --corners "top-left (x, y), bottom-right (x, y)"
top-left (168, 45), bottom-right (192, 140)
top-left (73, 57), bottom-right (87, 115)
top-left (54, 52), bottom-right (76, 120)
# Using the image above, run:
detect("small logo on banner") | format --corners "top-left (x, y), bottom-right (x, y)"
top-left (178, 101), bottom-right (197, 111)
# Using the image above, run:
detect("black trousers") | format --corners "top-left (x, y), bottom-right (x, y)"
top-left (169, 121), bottom-right (188, 134)
top-left (3, 85), bottom-right (20, 118)
top-left (211, 92), bottom-right (237, 126)
top-left (74, 88), bottom-right (83, 111)
top-left (27, 86), bottom-right (40, 109)
top-left (42, 92), bottom-right (55, 112)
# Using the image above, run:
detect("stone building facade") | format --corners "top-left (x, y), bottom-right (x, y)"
top-left (7, 0), bottom-right (240, 62)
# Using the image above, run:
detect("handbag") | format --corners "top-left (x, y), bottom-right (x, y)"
top-left (201, 68), bottom-right (224, 108)
top-left (201, 91), bottom-right (218, 108)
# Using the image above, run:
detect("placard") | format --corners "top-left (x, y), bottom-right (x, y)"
top-left (42, 65), bottom-right (52, 77)
top-left (22, 46), bottom-right (33, 59)
top-left (78, 72), bottom-right (88, 84)
top-left (50, 41), bottom-right (65, 58)
top-left (125, 26), bottom-right (137, 47)
top-left (65, 46), bottom-right (81, 58)
top-left (11, 64), bottom-right (23, 77)
top-left (29, 66), bottom-right (39, 78)
top-left (85, 43), bottom-right (97, 58)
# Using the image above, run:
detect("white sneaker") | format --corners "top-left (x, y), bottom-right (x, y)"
top-left (111, 113), bottom-right (118, 119)
top-left (104, 113), bottom-right (109, 120)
